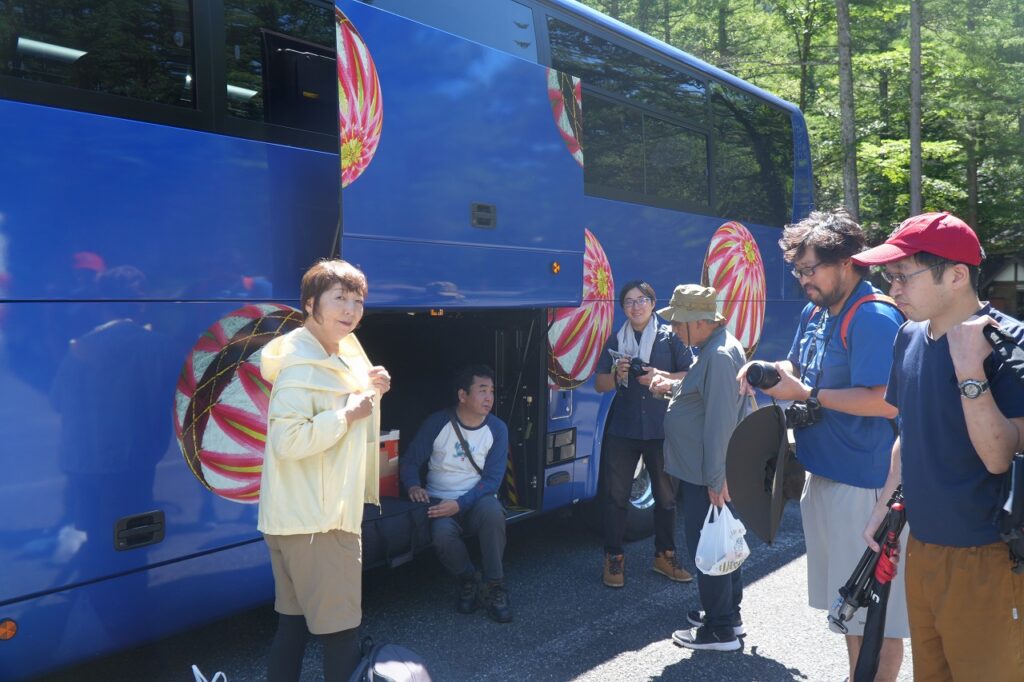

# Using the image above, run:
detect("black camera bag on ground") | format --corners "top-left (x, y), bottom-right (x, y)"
top-left (349, 637), bottom-right (432, 682)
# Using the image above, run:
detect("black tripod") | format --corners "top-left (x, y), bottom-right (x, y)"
top-left (827, 486), bottom-right (906, 682)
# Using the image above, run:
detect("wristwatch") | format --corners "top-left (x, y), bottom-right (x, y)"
top-left (958, 378), bottom-right (990, 399)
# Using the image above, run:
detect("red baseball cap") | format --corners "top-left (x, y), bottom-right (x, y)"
top-left (852, 212), bottom-right (982, 267)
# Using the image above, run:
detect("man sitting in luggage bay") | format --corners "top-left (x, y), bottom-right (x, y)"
top-left (400, 365), bottom-right (512, 623)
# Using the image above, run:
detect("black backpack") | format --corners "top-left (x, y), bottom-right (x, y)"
top-left (348, 638), bottom-right (432, 682)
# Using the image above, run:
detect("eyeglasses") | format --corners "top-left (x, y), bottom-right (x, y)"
top-left (623, 296), bottom-right (651, 308)
top-left (790, 261), bottom-right (825, 279)
top-left (880, 263), bottom-right (943, 286)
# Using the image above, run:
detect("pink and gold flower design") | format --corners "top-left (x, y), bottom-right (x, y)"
top-left (174, 304), bottom-right (302, 503)
top-left (336, 10), bottom-right (383, 188)
top-left (702, 222), bottom-right (766, 358)
top-left (546, 68), bottom-right (583, 167)
top-left (547, 229), bottom-right (614, 388)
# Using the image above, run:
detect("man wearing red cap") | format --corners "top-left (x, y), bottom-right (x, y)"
top-left (739, 209), bottom-right (909, 681)
top-left (857, 212), bottom-right (1024, 681)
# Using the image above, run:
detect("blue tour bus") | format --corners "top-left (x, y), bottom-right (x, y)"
top-left (0, 0), bottom-right (812, 677)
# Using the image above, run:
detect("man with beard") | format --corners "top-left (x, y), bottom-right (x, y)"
top-left (737, 209), bottom-right (908, 681)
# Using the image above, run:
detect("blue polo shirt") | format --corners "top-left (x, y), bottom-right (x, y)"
top-left (597, 321), bottom-right (692, 441)
top-left (887, 304), bottom-right (1024, 547)
top-left (787, 279), bottom-right (903, 488)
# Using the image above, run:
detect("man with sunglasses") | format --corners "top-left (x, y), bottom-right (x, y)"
top-left (737, 208), bottom-right (908, 681)
top-left (855, 212), bottom-right (1024, 682)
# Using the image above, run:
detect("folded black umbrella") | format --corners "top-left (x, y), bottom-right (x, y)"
top-left (725, 404), bottom-right (805, 544)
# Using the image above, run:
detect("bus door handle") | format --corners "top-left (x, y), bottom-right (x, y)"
top-left (114, 510), bottom-right (166, 551)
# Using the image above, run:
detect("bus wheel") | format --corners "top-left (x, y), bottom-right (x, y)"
top-left (623, 459), bottom-right (655, 541)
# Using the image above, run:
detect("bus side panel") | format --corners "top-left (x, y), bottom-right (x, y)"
top-left (0, 100), bottom-right (336, 303)
top-left (339, 1), bottom-right (586, 309)
top-left (540, 197), bottom-right (797, 509)
top-left (0, 540), bottom-right (272, 680)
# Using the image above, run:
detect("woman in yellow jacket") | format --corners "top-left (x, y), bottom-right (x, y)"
top-left (258, 259), bottom-right (390, 681)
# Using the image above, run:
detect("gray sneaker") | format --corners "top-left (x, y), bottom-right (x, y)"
top-left (686, 610), bottom-right (746, 637)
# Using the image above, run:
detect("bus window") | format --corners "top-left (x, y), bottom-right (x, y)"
top-left (0, 1), bottom-right (194, 108)
top-left (546, 17), bottom-right (706, 126)
top-left (582, 94), bottom-right (709, 210)
top-left (224, 0), bottom-right (334, 133)
top-left (361, 0), bottom-right (537, 62)
top-left (645, 116), bottom-right (709, 206)
top-left (711, 82), bottom-right (794, 226)
top-left (586, 96), bottom-right (644, 195)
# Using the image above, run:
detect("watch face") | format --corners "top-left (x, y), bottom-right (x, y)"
top-left (960, 381), bottom-right (983, 398)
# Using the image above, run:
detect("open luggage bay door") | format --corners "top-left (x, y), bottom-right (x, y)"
top-left (334, 0), bottom-right (586, 310)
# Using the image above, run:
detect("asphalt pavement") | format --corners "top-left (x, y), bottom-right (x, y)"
top-left (37, 502), bottom-right (914, 681)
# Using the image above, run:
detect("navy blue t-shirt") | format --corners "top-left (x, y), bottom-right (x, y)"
top-left (787, 279), bottom-right (904, 488)
top-left (596, 321), bottom-right (692, 440)
top-left (887, 304), bottom-right (1024, 547)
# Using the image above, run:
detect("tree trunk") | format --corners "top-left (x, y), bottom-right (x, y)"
top-left (662, 0), bottom-right (672, 43)
top-left (836, 0), bottom-right (859, 219)
top-left (910, 0), bottom-right (922, 214)
top-left (718, 2), bottom-right (729, 57)
top-left (636, 0), bottom-right (654, 34)
top-left (966, 135), bottom-right (979, 229)
top-left (798, 3), bottom-right (816, 111)
top-left (605, 0), bottom-right (621, 20)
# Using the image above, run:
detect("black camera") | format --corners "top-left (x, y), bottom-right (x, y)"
top-left (746, 361), bottom-right (781, 389)
top-left (785, 399), bottom-right (823, 429)
top-left (628, 357), bottom-right (648, 378)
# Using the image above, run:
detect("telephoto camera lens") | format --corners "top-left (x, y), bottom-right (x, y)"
top-left (746, 360), bottom-right (781, 389)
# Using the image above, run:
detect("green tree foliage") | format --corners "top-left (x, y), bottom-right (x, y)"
top-left (579, 0), bottom-right (1024, 252)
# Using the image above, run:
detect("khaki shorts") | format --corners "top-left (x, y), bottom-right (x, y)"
top-left (801, 473), bottom-right (910, 638)
top-left (264, 529), bottom-right (362, 635)
top-left (906, 536), bottom-right (1024, 681)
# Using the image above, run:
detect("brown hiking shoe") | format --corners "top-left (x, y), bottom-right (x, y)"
top-left (603, 553), bottom-right (625, 588)
top-left (654, 550), bottom-right (694, 582)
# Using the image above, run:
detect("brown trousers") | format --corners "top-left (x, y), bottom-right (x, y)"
top-left (906, 535), bottom-right (1024, 681)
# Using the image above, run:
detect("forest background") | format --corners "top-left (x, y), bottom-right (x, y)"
top-left (579, 0), bottom-right (1024, 253)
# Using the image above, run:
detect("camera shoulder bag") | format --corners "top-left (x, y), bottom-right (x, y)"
top-left (448, 411), bottom-right (484, 477)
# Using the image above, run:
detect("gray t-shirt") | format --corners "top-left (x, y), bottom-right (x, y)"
top-left (663, 326), bottom-right (749, 490)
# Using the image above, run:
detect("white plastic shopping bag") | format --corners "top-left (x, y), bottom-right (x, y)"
top-left (694, 504), bottom-right (750, 576)
top-left (192, 664), bottom-right (227, 682)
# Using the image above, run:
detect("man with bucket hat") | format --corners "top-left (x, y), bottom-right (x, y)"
top-left (736, 209), bottom-right (908, 681)
top-left (855, 212), bottom-right (1024, 681)
top-left (649, 284), bottom-right (750, 651)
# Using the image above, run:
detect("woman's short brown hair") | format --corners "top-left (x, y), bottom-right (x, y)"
top-left (618, 279), bottom-right (657, 308)
top-left (300, 259), bottom-right (368, 321)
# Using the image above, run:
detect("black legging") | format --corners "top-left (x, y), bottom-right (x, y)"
top-left (267, 614), bottom-right (361, 682)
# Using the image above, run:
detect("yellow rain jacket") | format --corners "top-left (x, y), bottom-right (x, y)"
top-left (257, 326), bottom-right (380, 536)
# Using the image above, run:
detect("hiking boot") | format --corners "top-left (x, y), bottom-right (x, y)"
top-left (672, 625), bottom-right (741, 652)
top-left (603, 553), bottom-right (625, 588)
top-left (687, 609), bottom-right (746, 637)
top-left (457, 572), bottom-right (481, 614)
top-left (653, 550), bottom-right (694, 583)
top-left (482, 581), bottom-right (512, 623)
